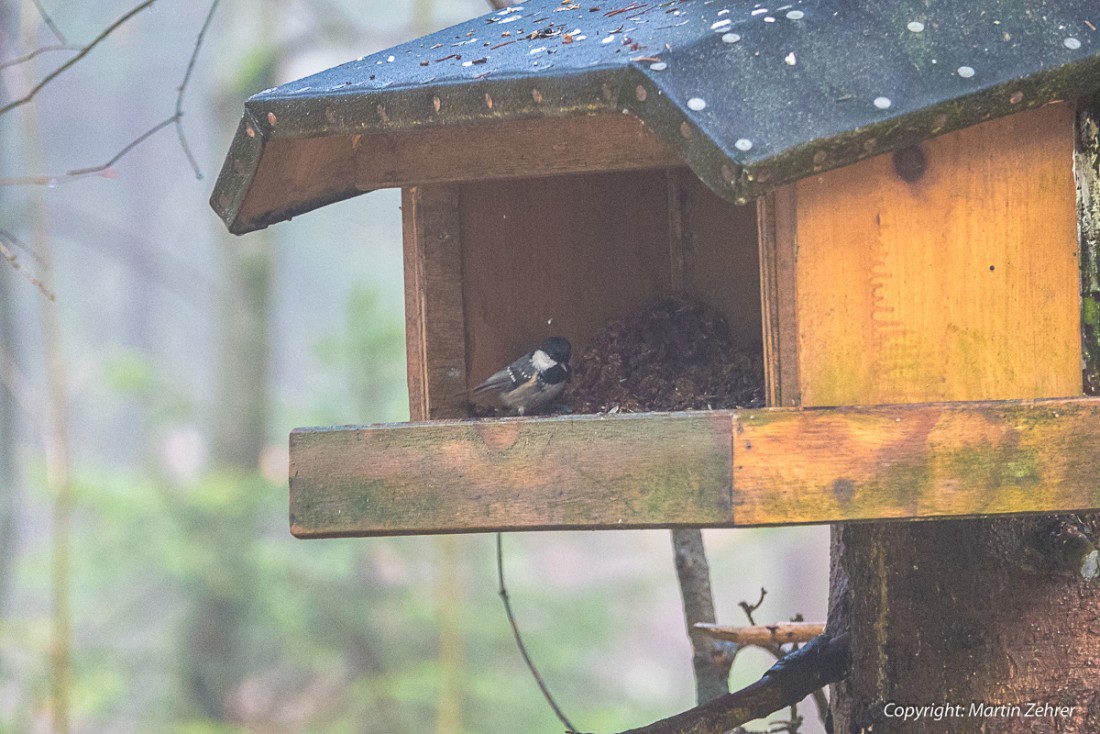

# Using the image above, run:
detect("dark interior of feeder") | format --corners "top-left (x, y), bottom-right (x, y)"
top-left (460, 167), bottom-right (764, 416)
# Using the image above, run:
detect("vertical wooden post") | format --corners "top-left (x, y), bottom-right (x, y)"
top-left (768, 102), bottom-right (1100, 731)
top-left (757, 187), bottom-right (800, 408)
top-left (402, 184), bottom-right (469, 421)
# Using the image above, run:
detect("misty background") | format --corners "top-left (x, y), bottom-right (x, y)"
top-left (0, 1), bottom-right (828, 731)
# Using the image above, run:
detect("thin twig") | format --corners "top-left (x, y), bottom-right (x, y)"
top-left (0, 229), bottom-right (46, 267)
top-left (739, 587), bottom-right (767, 625)
top-left (0, 0), bottom-right (158, 118)
top-left (0, 236), bottom-right (54, 300)
top-left (0, 45), bottom-right (82, 72)
top-left (173, 0), bottom-right (220, 180)
top-left (0, 170), bottom-right (110, 186)
top-left (0, 0), bottom-right (217, 185)
top-left (734, 594), bottom-right (828, 730)
top-left (31, 0), bottom-right (68, 44)
top-left (496, 533), bottom-right (578, 733)
top-left (65, 117), bottom-right (177, 176)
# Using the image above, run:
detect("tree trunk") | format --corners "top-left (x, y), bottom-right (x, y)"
top-left (0, 251), bottom-right (16, 629)
top-left (182, 230), bottom-right (272, 722)
top-left (183, 1), bottom-right (276, 711)
top-left (671, 528), bottom-right (735, 705)
top-left (829, 517), bottom-right (1100, 733)
top-left (210, 234), bottom-right (271, 469)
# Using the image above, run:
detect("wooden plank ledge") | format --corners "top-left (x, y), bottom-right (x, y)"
top-left (289, 397), bottom-right (1100, 538)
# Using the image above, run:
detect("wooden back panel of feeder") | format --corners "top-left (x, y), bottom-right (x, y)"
top-left (792, 102), bottom-right (1080, 406)
top-left (403, 168), bottom-right (761, 420)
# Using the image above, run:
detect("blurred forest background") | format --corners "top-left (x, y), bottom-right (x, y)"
top-left (0, 1), bottom-right (829, 732)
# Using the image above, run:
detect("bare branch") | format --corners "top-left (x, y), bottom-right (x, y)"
top-left (31, 0), bottom-right (68, 44)
top-left (694, 622), bottom-right (825, 647)
top-left (0, 45), bottom-right (82, 72)
top-left (65, 117), bottom-right (178, 177)
top-left (0, 0), bottom-right (157, 118)
top-left (0, 0), bottom-right (218, 185)
top-left (173, 0), bottom-right (221, 180)
top-left (0, 233), bottom-right (54, 300)
top-left (730, 591), bottom-right (827, 730)
top-left (0, 170), bottom-right (111, 186)
top-left (599, 633), bottom-right (849, 734)
top-left (496, 533), bottom-right (579, 734)
top-left (0, 229), bottom-right (46, 267)
top-left (739, 587), bottom-right (768, 626)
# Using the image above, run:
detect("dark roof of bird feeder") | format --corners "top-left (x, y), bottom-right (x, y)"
top-left (211, 0), bottom-right (1100, 234)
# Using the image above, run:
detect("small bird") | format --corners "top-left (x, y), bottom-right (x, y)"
top-left (470, 336), bottom-right (572, 415)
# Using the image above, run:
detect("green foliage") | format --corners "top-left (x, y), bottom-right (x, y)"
top-left (0, 262), bottom-right (768, 734)
top-left (5, 279), bottom-right (683, 733)
top-left (7, 463), bottom-right (701, 732)
top-left (103, 349), bottom-right (158, 395)
top-left (308, 284), bottom-right (410, 425)
top-left (100, 347), bottom-right (194, 425)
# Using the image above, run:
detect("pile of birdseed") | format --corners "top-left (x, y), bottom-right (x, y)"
top-left (568, 295), bottom-right (765, 413)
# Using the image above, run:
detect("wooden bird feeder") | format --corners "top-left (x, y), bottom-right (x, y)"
top-left (210, 0), bottom-right (1100, 539)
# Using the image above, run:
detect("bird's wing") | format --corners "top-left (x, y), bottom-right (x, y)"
top-left (470, 365), bottom-right (522, 399)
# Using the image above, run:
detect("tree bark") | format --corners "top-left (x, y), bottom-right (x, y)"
top-left (830, 516), bottom-right (1100, 733)
top-left (671, 528), bottom-right (736, 705)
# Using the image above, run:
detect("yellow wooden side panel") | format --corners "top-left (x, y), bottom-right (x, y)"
top-left (794, 103), bottom-right (1080, 406)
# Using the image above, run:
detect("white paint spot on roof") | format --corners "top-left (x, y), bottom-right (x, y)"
top-left (957, 65), bottom-right (975, 78)
top-left (786, 10), bottom-right (804, 20)
top-left (687, 97), bottom-right (707, 111)
top-left (650, 61), bottom-right (668, 71)
top-left (907, 21), bottom-right (925, 32)
top-left (735, 138), bottom-right (753, 151)
top-left (722, 33), bottom-right (742, 43)
top-left (873, 96), bottom-right (892, 110)
top-left (1064, 37), bottom-right (1082, 50)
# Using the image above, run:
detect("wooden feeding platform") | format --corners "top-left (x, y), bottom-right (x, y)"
top-left (290, 399), bottom-right (1100, 538)
top-left (211, 0), bottom-right (1100, 539)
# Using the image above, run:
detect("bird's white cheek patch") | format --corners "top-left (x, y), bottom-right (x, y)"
top-left (531, 349), bottom-right (556, 371)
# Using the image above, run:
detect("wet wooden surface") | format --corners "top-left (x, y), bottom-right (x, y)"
top-left (290, 398), bottom-right (1100, 537)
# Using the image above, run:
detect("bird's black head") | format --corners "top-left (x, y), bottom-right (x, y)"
top-left (540, 336), bottom-right (571, 365)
